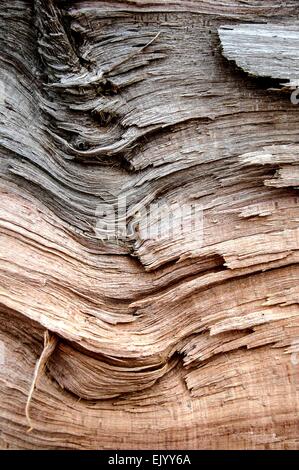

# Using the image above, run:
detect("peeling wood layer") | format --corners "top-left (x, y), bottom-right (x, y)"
top-left (219, 23), bottom-right (299, 88)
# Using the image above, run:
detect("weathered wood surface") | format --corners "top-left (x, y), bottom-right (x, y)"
top-left (0, 0), bottom-right (298, 449)
top-left (219, 23), bottom-right (299, 88)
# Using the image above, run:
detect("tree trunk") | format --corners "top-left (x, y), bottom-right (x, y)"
top-left (0, 0), bottom-right (298, 449)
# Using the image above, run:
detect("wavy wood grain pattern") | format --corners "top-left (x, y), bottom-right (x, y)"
top-left (0, 0), bottom-right (298, 449)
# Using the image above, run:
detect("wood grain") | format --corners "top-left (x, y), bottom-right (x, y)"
top-left (0, 0), bottom-right (298, 449)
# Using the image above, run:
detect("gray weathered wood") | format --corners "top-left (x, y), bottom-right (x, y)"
top-left (219, 23), bottom-right (299, 88)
